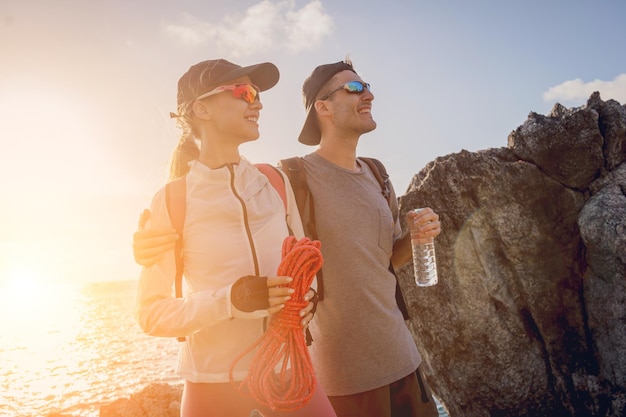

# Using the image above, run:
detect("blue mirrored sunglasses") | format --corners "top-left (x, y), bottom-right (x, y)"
top-left (318, 80), bottom-right (371, 101)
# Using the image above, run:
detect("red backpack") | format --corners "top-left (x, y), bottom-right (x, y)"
top-left (165, 164), bottom-right (287, 342)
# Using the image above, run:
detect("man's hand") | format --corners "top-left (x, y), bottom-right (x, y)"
top-left (299, 288), bottom-right (318, 327)
top-left (133, 209), bottom-right (178, 267)
top-left (407, 207), bottom-right (441, 242)
top-left (391, 207), bottom-right (441, 269)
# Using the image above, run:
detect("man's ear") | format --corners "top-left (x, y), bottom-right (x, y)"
top-left (192, 100), bottom-right (212, 121)
top-left (314, 99), bottom-right (330, 117)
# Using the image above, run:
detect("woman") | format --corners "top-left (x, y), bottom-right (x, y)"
top-left (135, 59), bottom-right (336, 417)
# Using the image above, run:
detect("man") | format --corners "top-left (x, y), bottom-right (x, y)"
top-left (286, 59), bottom-right (440, 417)
top-left (134, 59), bottom-right (441, 417)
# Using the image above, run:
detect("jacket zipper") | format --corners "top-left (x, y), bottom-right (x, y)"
top-left (227, 164), bottom-right (260, 276)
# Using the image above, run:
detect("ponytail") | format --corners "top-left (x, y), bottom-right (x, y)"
top-left (169, 113), bottom-right (200, 180)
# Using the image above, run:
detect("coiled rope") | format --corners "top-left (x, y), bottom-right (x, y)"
top-left (230, 236), bottom-right (323, 412)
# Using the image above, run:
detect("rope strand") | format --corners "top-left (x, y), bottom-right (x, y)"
top-left (230, 236), bottom-right (323, 412)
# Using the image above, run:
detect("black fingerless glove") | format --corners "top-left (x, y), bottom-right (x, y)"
top-left (231, 275), bottom-right (269, 313)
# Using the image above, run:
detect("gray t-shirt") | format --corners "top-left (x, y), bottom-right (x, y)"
top-left (304, 152), bottom-right (421, 396)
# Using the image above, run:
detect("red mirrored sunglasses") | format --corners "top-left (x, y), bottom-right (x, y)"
top-left (196, 83), bottom-right (261, 104)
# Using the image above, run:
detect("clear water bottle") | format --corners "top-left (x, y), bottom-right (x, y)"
top-left (411, 209), bottom-right (438, 287)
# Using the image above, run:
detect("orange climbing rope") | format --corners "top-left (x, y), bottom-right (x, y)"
top-left (230, 236), bottom-right (323, 412)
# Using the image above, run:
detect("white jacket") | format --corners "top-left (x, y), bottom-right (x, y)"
top-left (136, 158), bottom-right (305, 383)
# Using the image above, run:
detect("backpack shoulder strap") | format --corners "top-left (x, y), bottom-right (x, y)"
top-left (360, 157), bottom-right (392, 206)
top-left (259, 161), bottom-right (317, 342)
top-left (255, 163), bottom-right (287, 212)
top-left (165, 176), bottom-right (187, 342)
top-left (278, 157), bottom-right (325, 302)
top-left (361, 157), bottom-right (400, 223)
top-left (360, 157), bottom-right (409, 319)
top-left (279, 157), bottom-right (309, 225)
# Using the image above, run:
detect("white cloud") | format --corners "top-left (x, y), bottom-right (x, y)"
top-left (543, 74), bottom-right (626, 104)
top-left (163, 0), bottom-right (333, 56)
top-left (285, 0), bottom-right (334, 52)
top-left (164, 15), bottom-right (216, 48)
top-left (217, 1), bottom-right (282, 55)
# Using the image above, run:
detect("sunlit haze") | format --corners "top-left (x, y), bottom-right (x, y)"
top-left (1, 0), bottom-right (625, 288)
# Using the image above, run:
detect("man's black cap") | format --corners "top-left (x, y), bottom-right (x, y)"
top-left (298, 60), bottom-right (356, 145)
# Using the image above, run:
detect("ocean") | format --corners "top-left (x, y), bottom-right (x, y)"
top-left (0, 280), bottom-right (181, 417)
top-left (0, 279), bottom-right (449, 417)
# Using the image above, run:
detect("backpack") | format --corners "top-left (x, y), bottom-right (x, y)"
top-left (278, 157), bottom-right (409, 320)
top-left (165, 163), bottom-right (287, 342)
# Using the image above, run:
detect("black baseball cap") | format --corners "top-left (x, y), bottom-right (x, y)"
top-left (176, 59), bottom-right (279, 113)
top-left (298, 60), bottom-right (356, 145)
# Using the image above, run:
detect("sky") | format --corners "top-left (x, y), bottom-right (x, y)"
top-left (0, 0), bottom-right (625, 285)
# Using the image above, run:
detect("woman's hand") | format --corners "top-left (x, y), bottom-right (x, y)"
top-left (268, 280), bottom-right (318, 328)
top-left (266, 276), bottom-right (295, 314)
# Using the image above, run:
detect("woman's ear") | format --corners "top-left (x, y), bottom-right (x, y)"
top-left (192, 100), bottom-right (212, 121)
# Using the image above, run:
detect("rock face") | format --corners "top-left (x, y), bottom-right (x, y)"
top-left (99, 383), bottom-right (182, 417)
top-left (397, 92), bottom-right (625, 417)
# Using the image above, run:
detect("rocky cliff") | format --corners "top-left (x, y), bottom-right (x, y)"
top-left (397, 92), bottom-right (625, 417)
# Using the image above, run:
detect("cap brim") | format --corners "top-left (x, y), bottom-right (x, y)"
top-left (215, 62), bottom-right (279, 92)
top-left (298, 105), bottom-right (321, 145)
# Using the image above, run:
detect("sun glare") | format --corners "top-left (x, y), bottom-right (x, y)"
top-left (2, 264), bottom-right (53, 313)
top-left (4, 264), bottom-right (45, 293)
top-left (0, 259), bottom-right (76, 335)
top-left (0, 82), bottom-right (102, 186)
